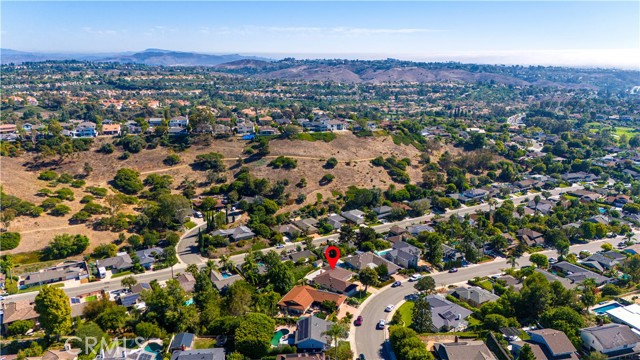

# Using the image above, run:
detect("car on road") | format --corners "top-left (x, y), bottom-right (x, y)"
top-left (193, 211), bottom-right (203, 218)
top-left (0, 296), bottom-right (5, 301)
top-left (385, 304), bottom-right (395, 312)
top-left (448, 268), bottom-right (458, 273)
top-left (275, 244), bottom-right (285, 249)
top-left (548, 257), bottom-right (558, 264)
top-left (377, 319), bottom-right (386, 330)
top-left (359, 354), bottom-right (366, 360)
top-left (409, 274), bottom-right (423, 281)
top-left (391, 281), bottom-right (402, 287)
top-left (354, 315), bottom-right (363, 326)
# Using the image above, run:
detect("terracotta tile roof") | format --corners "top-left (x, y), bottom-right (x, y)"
top-left (2, 301), bottom-right (38, 324)
top-left (277, 285), bottom-right (346, 312)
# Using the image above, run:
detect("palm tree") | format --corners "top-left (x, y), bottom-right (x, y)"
top-left (322, 322), bottom-right (349, 360)
top-left (488, 198), bottom-right (498, 212)
top-left (218, 255), bottom-right (234, 273)
top-left (186, 264), bottom-right (199, 276)
top-left (626, 232), bottom-right (634, 244)
top-left (507, 255), bottom-right (519, 268)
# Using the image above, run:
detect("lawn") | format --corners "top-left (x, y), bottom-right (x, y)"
top-left (184, 221), bottom-right (197, 230)
top-left (396, 301), bottom-right (414, 327)
top-left (349, 290), bottom-right (371, 304)
top-left (17, 282), bottom-right (64, 294)
top-left (111, 271), bottom-right (133, 278)
top-left (194, 338), bottom-right (216, 349)
top-left (476, 280), bottom-right (493, 291)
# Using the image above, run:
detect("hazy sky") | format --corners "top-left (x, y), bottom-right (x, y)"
top-left (2, 1), bottom-right (639, 68)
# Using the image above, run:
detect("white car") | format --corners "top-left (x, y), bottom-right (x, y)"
top-left (409, 274), bottom-right (423, 282)
top-left (276, 244), bottom-right (285, 249)
top-left (385, 304), bottom-right (395, 312)
top-left (377, 319), bottom-right (386, 330)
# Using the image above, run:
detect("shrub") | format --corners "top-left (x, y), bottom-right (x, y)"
top-left (0, 232), bottom-right (21, 250)
top-left (55, 188), bottom-right (75, 201)
top-left (80, 195), bottom-right (95, 204)
top-left (324, 157), bottom-right (338, 169)
top-left (41, 197), bottom-right (62, 210)
top-left (113, 168), bottom-right (143, 194)
top-left (320, 174), bottom-right (335, 185)
top-left (38, 170), bottom-right (58, 181)
top-left (71, 180), bottom-right (86, 188)
top-left (86, 186), bottom-right (108, 197)
top-left (70, 211), bottom-right (91, 223)
top-left (50, 204), bottom-right (72, 216)
top-left (163, 154), bottom-right (181, 166)
top-left (6, 319), bottom-right (34, 336)
top-left (99, 143), bottom-right (115, 154)
top-left (120, 135), bottom-right (146, 153)
top-left (58, 173), bottom-right (73, 183)
top-left (268, 156), bottom-right (297, 169)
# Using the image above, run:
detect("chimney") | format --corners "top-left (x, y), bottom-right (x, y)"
top-left (455, 336), bottom-right (459, 343)
top-left (181, 345), bottom-right (186, 351)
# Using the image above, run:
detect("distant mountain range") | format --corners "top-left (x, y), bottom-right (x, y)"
top-left (0, 48), bottom-right (271, 66)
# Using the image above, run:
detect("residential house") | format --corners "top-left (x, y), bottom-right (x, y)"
top-left (462, 188), bottom-right (489, 201)
top-left (75, 122), bottom-right (97, 138)
top-left (168, 127), bottom-right (188, 136)
top-left (581, 324), bottom-right (640, 359)
top-left (385, 241), bottom-right (421, 269)
top-left (169, 116), bottom-right (189, 128)
top-left (326, 214), bottom-right (346, 229)
top-left (527, 199), bottom-right (555, 215)
top-left (0, 124), bottom-right (18, 134)
top-left (388, 225), bottom-right (407, 236)
top-left (211, 226), bottom-right (255, 242)
top-left (101, 124), bottom-right (121, 136)
top-left (288, 250), bottom-right (317, 263)
top-left (1, 301), bottom-right (38, 334)
top-left (535, 268), bottom-right (577, 289)
top-left (169, 332), bottom-right (196, 352)
top-left (342, 252), bottom-right (400, 275)
top-left (514, 179), bottom-right (543, 191)
top-left (274, 118), bottom-right (292, 126)
top-left (605, 194), bottom-right (631, 207)
top-left (511, 342), bottom-right (549, 360)
top-left (435, 340), bottom-right (498, 360)
top-left (96, 253), bottom-right (133, 273)
top-left (587, 215), bottom-right (611, 225)
top-left (236, 120), bottom-right (255, 135)
top-left (170, 349), bottom-right (225, 360)
top-left (311, 266), bottom-right (357, 295)
top-left (341, 209), bottom-right (365, 224)
top-left (584, 251), bottom-right (624, 270)
top-left (135, 247), bottom-right (164, 270)
top-left (372, 206), bottom-right (393, 219)
top-left (118, 293), bottom-right (143, 308)
top-left (562, 172), bottom-right (600, 183)
top-left (275, 224), bottom-right (302, 239)
top-left (213, 124), bottom-right (232, 136)
top-left (294, 316), bottom-right (333, 351)
top-left (130, 282), bottom-right (152, 294)
top-left (258, 126), bottom-right (279, 136)
top-left (527, 329), bottom-right (579, 360)
top-left (176, 273), bottom-right (196, 293)
top-left (209, 270), bottom-right (242, 290)
top-left (604, 304), bottom-right (640, 333)
top-left (517, 228), bottom-right (545, 247)
top-left (125, 121), bottom-right (142, 134)
top-left (426, 295), bottom-right (474, 332)
top-left (443, 245), bottom-right (464, 263)
top-left (21, 261), bottom-right (88, 288)
top-left (277, 285), bottom-right (347, 315)
top-left (28, 349), bottom-right (80, 360)
top-left (406, 224), bottom-right (435, 236)
top-left (276, 354), bottom-right (324, 360)
top-left (496, 275), bottom-right (522, 291)
top-left (570, 189), bottom-right (604, 202)
top-left (294, 218), bottom-right (319, 234)
top-left (449, 286), bottom-right (500, 307)
top-left (552, 262), bottom-right (611, 286)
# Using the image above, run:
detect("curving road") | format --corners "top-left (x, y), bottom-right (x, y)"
top-left (352, 235), bottom-right (628, 359)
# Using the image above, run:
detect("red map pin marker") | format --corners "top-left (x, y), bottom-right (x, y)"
top-left (325, 246), bottom-right (341, 270)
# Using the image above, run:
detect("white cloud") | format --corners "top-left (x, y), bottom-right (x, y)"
top-left (82, 27), bottom-right (118, 36)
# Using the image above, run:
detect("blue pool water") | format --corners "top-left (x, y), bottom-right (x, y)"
top-left (143, 343), bottom-right (163, 360)
top-left (221, 272), bottom-right (233, 279)
top-left (593, 303), bottom-right (622, 314)
top-left (376, 249), bottom-right (392, 256)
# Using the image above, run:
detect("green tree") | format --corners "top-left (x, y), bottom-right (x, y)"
top-left (135, 321), bottom-right (165, 339)
top-left (267, 261), bottom-right (295, 294)
top-left (415, 276), bottom-right (436, 294)
top-left (583, 352), bottom-right (608, 360)
top-left (518, 344), bottom-right (536, 360)
top-left (74, 321), bottom-right (107, 354)
top-left (95, 305), bottom-right (128, 333)
top-left (121, 275), bottom-right (137, 291)
top-left (411, 294), bottom-right (433, 333)
top-left (195, 152), bottom-right (226, 171)
top-left (234, 313), bottom-right (275, 359)
top-left (113, 168), bottom-right (143, 194)
top-left (7, 319), bottom-right (34, 336)
top-left (92, 243), bottom-right (117, 259)
top-left (529, 253), bottom-right (549, 268)
top-left (226, 280), bottom-right (254, 317)
top-left (359, 267), bottom-right (379, 292)
top-left (35, 286), bottom-right (72, 339)
top-left (419, 232), bottom-right (444, 267)
top-left (325, 157), bottom-right (338, 169)
top-left (43, 234), bottom-right (89, 260)
top-left (323, 322), bottom-right (349, 360)
top-left (540, 306), bottom-right (584, 347)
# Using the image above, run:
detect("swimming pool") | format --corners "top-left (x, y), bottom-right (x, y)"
top-left (221, 272), bottom-right (233, 279)
top-left (376, 249), bottom-right (392, 256)
top-left (270, 329), bottom-right (290, 346)
top-left (143, 342), bottom-right (163, 360)
top-left (593, 302), bottom-right (622, 314)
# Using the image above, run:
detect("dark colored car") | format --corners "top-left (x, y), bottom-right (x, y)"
top-left (359, 354), bottom-right (366, 360)
top-left (448, 268), bottom-right (458, 273)
top-left (391, 281), bottom-right (402, 287)
top-left (354, 315), bottom-right (363, 326)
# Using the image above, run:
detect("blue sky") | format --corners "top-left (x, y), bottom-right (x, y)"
top-left (2, 1), bottom-right (639, 68)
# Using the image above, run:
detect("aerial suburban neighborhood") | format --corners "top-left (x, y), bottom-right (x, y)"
top-left (1, 2), bottom-right (640, 360)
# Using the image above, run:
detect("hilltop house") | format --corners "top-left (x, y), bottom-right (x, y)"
top-left (169, 116), bottom-right (189, 128)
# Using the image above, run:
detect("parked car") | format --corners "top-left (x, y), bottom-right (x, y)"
top-left (409, 274), bottom-right (423, 282)
top-left (548, 257), bottom-right (558, 264)
top-left (276, 244), bottom-right (285, 249)
top-left (354, 315), bottom-right (363, 326)
top-left (359, 354), bottom-right (366, 360)
top-left (193, 211), bottom-right (203, 218)
top-left (385, 304), bottom-right (395, 312)
top-left (377, 319), bottom-right (386, 330)
top-left (448, 268), bottom-right (458, 273)
top-left (391, 281), bottom-right (402, 288)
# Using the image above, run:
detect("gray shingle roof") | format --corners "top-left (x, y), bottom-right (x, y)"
top-left (581, 324), bottom-right (640, 351)
top-left (170, 349), bottom-right (225, 360)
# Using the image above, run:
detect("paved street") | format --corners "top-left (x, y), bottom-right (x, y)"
top-left (353, 236), bottom-right (628, 359)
